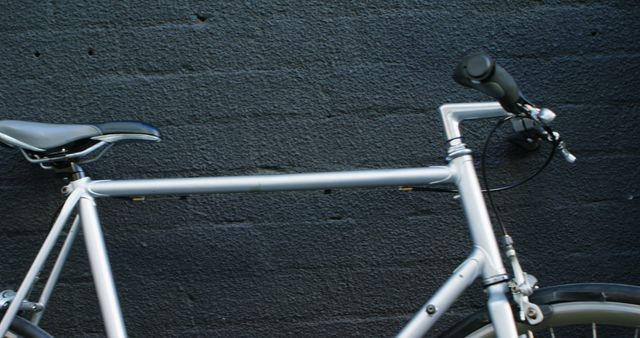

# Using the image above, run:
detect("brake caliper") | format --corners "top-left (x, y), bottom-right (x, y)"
top-left (504, 236), bottom-right (544, 325)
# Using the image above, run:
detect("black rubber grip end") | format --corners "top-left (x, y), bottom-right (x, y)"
top-left (466, 55), bottom-right (494, 80)
top-left (453, 54), bottom-right (524, 113)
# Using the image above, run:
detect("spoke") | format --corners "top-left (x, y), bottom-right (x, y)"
top-left (634, 327), bottom-right (639, 338)
top-left (549, 328), bottom-right (555, 338)
top-left (592, 323), bottom-right (597, 338)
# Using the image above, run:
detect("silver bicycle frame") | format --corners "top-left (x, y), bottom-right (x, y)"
top-left (0, 102), bottom-right (519, 338)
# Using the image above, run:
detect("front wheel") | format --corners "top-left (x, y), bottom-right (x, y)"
top-left (3, 316), bottom-right (53, 338)
top-left (439, 283), bottom-right (640, 337)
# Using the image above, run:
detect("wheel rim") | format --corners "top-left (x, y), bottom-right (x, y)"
top-left (465, 302), bottom-right (640, 338)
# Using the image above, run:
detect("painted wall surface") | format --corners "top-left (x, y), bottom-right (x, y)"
top-left (0, 1), bottom-right (638, 336)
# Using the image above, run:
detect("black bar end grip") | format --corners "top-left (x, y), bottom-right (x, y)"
top-left (453, 54), bottom-right (523, 113)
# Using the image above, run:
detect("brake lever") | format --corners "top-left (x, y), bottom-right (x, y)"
top-left (521, 105), bottom-right (577, 163)
top-left (550, 131), bottom-right (577, 163)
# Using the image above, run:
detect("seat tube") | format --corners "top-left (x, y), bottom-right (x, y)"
top-left (78, 191), bottom-right (128, 338)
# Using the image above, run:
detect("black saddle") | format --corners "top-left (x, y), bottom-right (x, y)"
top-left (0, 120), bottom-right (161, 165)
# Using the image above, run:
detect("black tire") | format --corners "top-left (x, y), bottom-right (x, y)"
top-left (4, 316), bottom-right (53, 338)
top-left (439, 283), bottom-right (640, 337)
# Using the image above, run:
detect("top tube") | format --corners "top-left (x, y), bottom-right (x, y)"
top-left (86, 166), bottom-right (455, 197)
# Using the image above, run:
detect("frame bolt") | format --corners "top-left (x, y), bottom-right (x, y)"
top-left (426, 304), bottom-right (437, 315)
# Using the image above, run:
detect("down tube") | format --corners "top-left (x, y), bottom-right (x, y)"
top-left (451, 154), bottom-right (517, 337)
top-left (87, 167), bottom-right (455, 197)
top-left (397, 250), bottom-right (484, 338)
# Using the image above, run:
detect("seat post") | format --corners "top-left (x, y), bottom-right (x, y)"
top-left (54, 162), bottom-right (86, 181)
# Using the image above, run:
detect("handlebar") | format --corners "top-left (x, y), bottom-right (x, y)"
top-left (453, 54), bottom-right (525, 114)
top-left (453, 54), bottom-right (576, 163)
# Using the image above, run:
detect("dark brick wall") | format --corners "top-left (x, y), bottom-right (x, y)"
top-left (0, 1), bottom-right (638, 337)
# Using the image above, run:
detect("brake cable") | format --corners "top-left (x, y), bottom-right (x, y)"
top-left (400, 117), bottom-right (560, 196)
top-left (401, 116), bottom-right (560, 237)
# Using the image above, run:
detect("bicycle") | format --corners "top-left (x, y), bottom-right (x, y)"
top-left (0, 55), bottom-right (638, 337)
